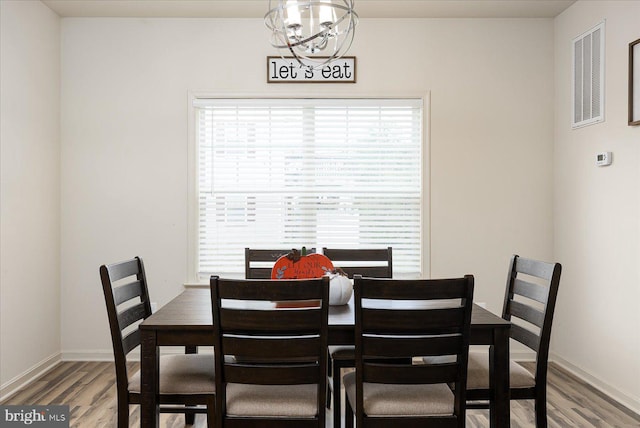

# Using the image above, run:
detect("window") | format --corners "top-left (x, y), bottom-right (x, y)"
top-left (192, 97), bottom-right (424, 278)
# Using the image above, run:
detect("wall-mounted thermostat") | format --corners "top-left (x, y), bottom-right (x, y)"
top-left (596, 152), bottom-right (612, 166)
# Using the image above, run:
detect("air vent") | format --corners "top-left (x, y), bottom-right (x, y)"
top-left (572, 21), bottom-right (605, 129)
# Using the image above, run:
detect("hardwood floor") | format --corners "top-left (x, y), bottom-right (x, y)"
top-left (2, 361), bottom-right (639, 427)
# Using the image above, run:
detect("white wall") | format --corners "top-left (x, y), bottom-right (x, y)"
top-left (0, 1), bottom-right (61, 392)
top-left (59, 17), bottom-right (555, 357)
top-left (553, 1), bottom-right (640, 413)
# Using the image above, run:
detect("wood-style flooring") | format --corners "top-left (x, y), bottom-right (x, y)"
top-left (2, 361), bottom-right (639, 427)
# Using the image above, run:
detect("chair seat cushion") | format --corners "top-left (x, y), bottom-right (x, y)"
top-left (343, 372), bottom-right (454, 417)
top-left (225, 383), bottom-right (318, 417)
top-left (466, 351), bottom-right (535, 389)
top-left (129, 354), bottom-right (215, 394)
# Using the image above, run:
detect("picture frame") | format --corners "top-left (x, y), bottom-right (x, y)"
top-left (630, 38), bottom-right (640, 126)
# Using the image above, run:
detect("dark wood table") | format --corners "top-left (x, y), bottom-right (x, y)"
top-left (140, 288), bottom-right (511, 427)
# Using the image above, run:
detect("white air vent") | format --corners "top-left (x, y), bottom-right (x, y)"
top-left (572, 21), bottom-right (605, 129)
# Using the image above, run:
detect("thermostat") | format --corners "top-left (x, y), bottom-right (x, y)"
top-left (596, 152), bottom-right (612, 166)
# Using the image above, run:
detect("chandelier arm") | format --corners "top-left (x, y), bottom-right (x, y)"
top-left (270, 28), bottom-right (331, 50)
top-left (267, 13), bottom-right (357, 50)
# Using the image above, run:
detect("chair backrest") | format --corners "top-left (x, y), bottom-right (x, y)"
top-left (353, 275), bottom-right (474, 426)
top-left (99, 257), bottom-right (152, 391)
top-left (210, 276), bottom-right (329, 426)
top-left (244, 248), bottom-right (316, 279)
top-left (502, 255), bottom-right (561, 385)
top-left (322, 247), bottom-right (392, 278)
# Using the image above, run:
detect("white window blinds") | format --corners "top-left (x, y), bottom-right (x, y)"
top-left (194, 98), bottom-right (423, 277)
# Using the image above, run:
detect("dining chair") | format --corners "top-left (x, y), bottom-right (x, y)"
top-left (322, 247), bottom-right (392, 428)
top-left (99, 257), bottom-right (215, 427)
top-left (244, 247), bottom-right (316, 279)
top-left (344, 275), bottom-right (475, 428)
top-left (209, 275), bottom-right (330, 427)
top-left (465, 255), bottom-right (562, 428)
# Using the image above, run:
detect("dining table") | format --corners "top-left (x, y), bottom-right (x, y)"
top-left (140, 288), bottom-right (511, 428)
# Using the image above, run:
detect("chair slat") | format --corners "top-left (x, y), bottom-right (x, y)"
top-left (121, 329), bottom-right (141, 354)
top-left (245, 268), bottom-right (272, 279)
top-left (117, 302), bottom-right (147, 330)
top-left (511, 323), bottom-right (540, 351)
top-left (220, 308), bottom-right (321, 334)
top-left (245, 249), bottom-right (292, 262)
top-left (364, 417), bottom-right (458, 428)
top-left (224, 363), bottom-right (319, 385)
top-left (338, 266), bottom-right (390, 279)
top-left (509, 300), bottom-right (545, 328)
top-left (363, 335), bottom-right (463, 358)
top-left (363, 362), bottom-right (460, 385)
top-left (225, 418), bottom-right (320, 428)
top-left (512, 278), bottom-right (548, 304)
top-left (323, 248), bottom-right (390, 262)
top-left (113, 280), bottom-right (143, 306)
top-left (322, 247), bottom-right (392, 279)
top-left (515, 257), bottom-right (556, 280)
top-left (360, 279), bottom-right (467, 300)
top-left (218, 279), bottom-right (325, 301)
top-left (222, 336), bottom-right (320, 360)
top-left (362, 307), bottom-right (465, 334)
top-left (106, 258), bottom-right (139, 282)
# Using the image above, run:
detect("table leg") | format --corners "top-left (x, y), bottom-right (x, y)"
top-left (490, 328), bottom-right (510, 428)
top-left (141, 331), bottom-right (159, 428)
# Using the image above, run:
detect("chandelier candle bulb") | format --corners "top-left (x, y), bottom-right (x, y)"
top-left (286, 0), bottom-right (302, 27)
top-left (319, 0), bottom-right (336, 26)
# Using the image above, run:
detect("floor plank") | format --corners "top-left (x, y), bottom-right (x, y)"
top-left (2, 361), bottom-right (639, 427)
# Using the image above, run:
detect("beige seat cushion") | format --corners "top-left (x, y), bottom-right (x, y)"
top-left (225, 383), bottom-right (318, 417)
top-left (466, 351), bottom-right (535, 389)
top-left (129, 354), bottom-right (215, 394)
top-left (343, 372), bottom-right (454, 417)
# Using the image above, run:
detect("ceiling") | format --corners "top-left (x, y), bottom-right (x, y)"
top-left (42, 0), bottom-right (576, 19)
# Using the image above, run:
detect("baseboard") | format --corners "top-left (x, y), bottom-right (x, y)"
top-left (0, 352), bottom-right (61, 402)
top-left (551, 352), bottom-right (640, 416)
top-left (61, 349), bottom-right (114, 361)
top-left (61, 347), bottom-right (215, 362)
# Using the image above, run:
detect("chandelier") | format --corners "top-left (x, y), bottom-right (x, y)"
top-left (265, 0), bottom-right (358, 70)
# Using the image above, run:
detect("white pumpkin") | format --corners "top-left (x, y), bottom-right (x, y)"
top-left (328, 273), bottom-right (353, 305)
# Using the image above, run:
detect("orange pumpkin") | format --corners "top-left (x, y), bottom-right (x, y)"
top-left (271, 251), bottom-right (334, 279)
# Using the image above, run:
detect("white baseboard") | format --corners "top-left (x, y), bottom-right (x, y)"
top-left (61, 349), bottom-right (114, 361)
top-left (551, 352), bottom-right (640, 416)
top-left (61, 347), bottom-right (215, 362)
top-left (0, 352), bottom-right (61, 402)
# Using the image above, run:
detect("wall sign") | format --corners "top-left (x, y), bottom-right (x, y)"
top-left (267, 56), bottom-right (356, 83)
